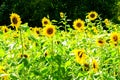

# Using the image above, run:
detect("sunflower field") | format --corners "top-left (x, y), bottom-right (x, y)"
top-left (0, 11), bottom-right (120, 80)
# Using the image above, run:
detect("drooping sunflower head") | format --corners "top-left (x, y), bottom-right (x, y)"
top-left (73, 19), bottom-right (85, 31)
top-left (96, 38), bottom-right (105, 46)
top-left (110, 32), bottom-right (119, 42)
top-left (87, 11), bottom-right (98, 21)
top-left (42, 17), bottom-right (51, 27)
top-left (92, 59), bottom-right (99, 72)
top-left (10, 13), bottom-right (22, 30)
top-left (43, 25), bottom-right (56, 37)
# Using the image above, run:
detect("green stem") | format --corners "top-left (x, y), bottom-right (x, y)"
top-left (20, 28), bottom-right (24, 55)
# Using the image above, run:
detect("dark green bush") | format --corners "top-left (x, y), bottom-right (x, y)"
top-left (0, 0), bottom-right (119, 27)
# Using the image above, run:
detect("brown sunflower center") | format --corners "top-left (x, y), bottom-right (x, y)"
top-left (12, 17), bottom-right (18, 24)
top-left (90, 14), bottom-right (95, 18)
top-left (36, 30), bottom-right (40, 34)
top-left (98, 40), bottom-right (103, 44)
top-left (78, 51), bottom-right (83, 58)
top-left (47, 28), bottom-right (53, 34)
top-left (76, 23), bottom-right (82, 28)
top-left (5, 29), bottom-right (8, 33)
top-left (113, 35), bottom-right (118, 41)
top-left (21, 54), bottom-right (28, 58)
top-left (93, 63), bottom-right (96, 68)
top-left (44, 21), bottom-right (48, 25)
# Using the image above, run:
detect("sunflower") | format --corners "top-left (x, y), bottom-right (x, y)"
top-left (60, 12), bottom-right (64, 18)
top-left (87, 11), bottom-right (98, 21)
top-left (73, 19), bottom-right (85, 31)
top-left (92, 26), bottom-right (98, 34)
top-left (19, 53), bottom-right (29, 58)
top-left (0, 66), bottom-right (9, 80)
top-left (104, 19), bottom-right (110, 26)
top-left (110, 32), bottom-right (119, 42)
top-left (83, 63), bottom-right (90, 71)
top-left (10, 13), bottom-right (22, 30)
top-left (74, 49), bottom-right (87, 65)
top-left (96, 38), bottom-right (105, 46)
top-left (33, 27), bottom-right (42, 36)
top-left (42, 17), bottom-right (51, 27)
top-left (92, 59), bottom-right (99, 72)
top-left (1, 26), bottom-right (9, 33)
top-left (43, 25), bottom-right (56, 37)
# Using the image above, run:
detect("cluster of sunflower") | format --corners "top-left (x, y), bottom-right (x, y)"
top-left (73, 49), bottom-right (98, 72)
top-left (0, 11), bottom-right (120, 79)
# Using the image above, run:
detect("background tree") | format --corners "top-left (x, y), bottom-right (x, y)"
top-left (0, 0), bottom-right (119, 27)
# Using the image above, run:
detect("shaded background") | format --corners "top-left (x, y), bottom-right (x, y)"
top-left (0, 0), bottom-right (120, 27)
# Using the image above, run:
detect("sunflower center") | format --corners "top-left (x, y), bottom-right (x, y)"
top-left (78, 51), bottom-right (83, 58)
top-left (47, 28), bottom-right (53, 34)
top-left (36, 30), bottom-right (40, 34)
top-left (44, 21), bottom-right (48, 25)
top-left (76, 23), bottom-right (82, 28)
top-left (113, 35), bottom-right (118, 41)
top-left (93, 63), bottom-right (96, 68)
top-left (90, 14), bottom-right (95, 18)
top-left (23, 54), bottom-right (28, 58)
top-left (12, 17), bottom-right (18, 24)
top-left (21, 54), bottom-right (28, 58)
top-left (98, 40), bottom-right (103, 44)
top-left (5, 29), bottom-right (8, 33)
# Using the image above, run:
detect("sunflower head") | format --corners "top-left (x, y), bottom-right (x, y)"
top-left (74, 49), bottom-right (87, 65)
top-left (42, 17), bottom-right (51, 27)
top-left (43, 25), bottom-right (56, 37)
top-left (10, 13), bottom-right (22, 30)
top-left (87, 11), bottom-right (98, 21)
top-left (73, 19), bottom-right (85, 31)
top-left (110, 32), bottom-right (119, 42)
top-left (83, 63), bottom-right (90, 71)
top-left (19, 54), bottom-right (29, 58)
top-left (33, 27), bottom-right (42, 36)
top-left (96, 38), bottom-right (105, 46)
top-left (60, 12), bottom-right (65, 18)
top-left (1, 26), bottom-right (9, 33)
top-left (104, 19), bottom-right (110, 26)
top-left (92, 59), bottom-right (99, 72)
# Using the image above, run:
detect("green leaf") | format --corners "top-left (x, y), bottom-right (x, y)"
top-left (0, 49), bottom-right (5, 57)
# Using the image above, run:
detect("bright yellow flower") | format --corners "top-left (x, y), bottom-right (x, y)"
top-left (43, 25), bottom-right (56, 37)
top-left (10, 13), bottom-right (22, 30)
top-left (92, 59), bottom-right (99, 72)
top-left (74, 49), bottom-right (87, 65)
top-left (42, 17), bottom-right (51, 27)
top-left (96, 38), bottom-right (105, 46)
top-left (33, 27), bottom-right (42, 36)
top-left (0, 66), bottom-right (9, 80)
top-left (104, 19), bottom-right (110, 26)
top-left (87, 11), bottom-right (98, 21)
top-left (73, 19), bottom-right (85, 31)
top-left (110, 32), bottom-right (119, 42)
top-left (60, 12), bottom-right (64, 18)
top-left (92, 26), bottom-right (98, 34)
top-left (1, 26), bottom-right (9, 33)
top-left (18, 53), bottom-right (29, 58)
